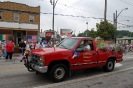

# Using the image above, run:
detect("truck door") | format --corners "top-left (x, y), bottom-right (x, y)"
top-left (71, 40), bottom-right (98, 70)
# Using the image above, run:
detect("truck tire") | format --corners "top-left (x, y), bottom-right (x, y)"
top-left (103, 59), bottom-right (115, 72)
top-left (49, 64), bottom-right (68, 82)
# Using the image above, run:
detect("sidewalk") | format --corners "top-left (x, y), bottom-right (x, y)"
top-left (0, 54), bottom-right (24, 68)
top-left (12, 53), bottom-right (19, 56)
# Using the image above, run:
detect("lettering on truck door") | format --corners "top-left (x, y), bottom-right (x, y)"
top-left (71, 40), bottom-right (98, 70)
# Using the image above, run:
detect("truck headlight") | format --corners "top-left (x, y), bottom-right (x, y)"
top-left (39, 56), bottom-right (45, 65)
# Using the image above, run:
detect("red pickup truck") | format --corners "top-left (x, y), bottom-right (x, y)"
top-left (27, 37), bottom-right (123, 82)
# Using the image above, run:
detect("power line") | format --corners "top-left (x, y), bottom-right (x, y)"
top-left (120, 15), bottom-right (133, 18)
top-left (40, 12), bottom-right (133, 27)
top-left (118, 26), bottom-right (131, 29)
top-left (57, 0), bottom-right (84, 13)
top-left (123, 0), bottom-right (133, 4)
top-left (57, 2), bottom-right (107, 16)
top-left (57, 1), bottom-right (133, 19)
top-left (40, 12), bottom-right (104, 19)
top-left (39, 0), bottom-right (106, 16)
top-left (40, 0), bottom-right (133, 19)
top-left (108, 20), bottom-right (133, 27)
top-left (119, 0), bottom-right (133, 6)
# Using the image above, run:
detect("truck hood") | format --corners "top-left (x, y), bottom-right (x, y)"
top-left (31, 47), bottom-right (71, 56)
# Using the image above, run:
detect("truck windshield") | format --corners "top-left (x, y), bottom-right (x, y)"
top-left (56, 38), bottom-right (79, 49)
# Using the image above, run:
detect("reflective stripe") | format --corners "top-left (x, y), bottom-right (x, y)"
top-left (98, 61), bottom-right (106, 63)
top-left (71, 61), bottom-right (107, 66)
top-left (71, 62), bottom-right (97, 66)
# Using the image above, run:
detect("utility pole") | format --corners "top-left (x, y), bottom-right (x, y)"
top-left (113, 8), bottom-right (128, 44)
top-left (50, 0), bottom-right (59, 46)
top-left (113, 13), bottom-right (116, 43)
top-left (52, 0), bottom-right (55, 45)
top-left (115, 10), bottom-right (117, 43)
top-left (104, 0), bottom-right (107, 32)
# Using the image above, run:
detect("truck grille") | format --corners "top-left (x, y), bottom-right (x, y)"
top-left (31, 54), bottom-right (40, 64)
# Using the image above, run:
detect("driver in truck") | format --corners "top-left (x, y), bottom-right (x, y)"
top-left (83, 40), bottom-right (91, 52)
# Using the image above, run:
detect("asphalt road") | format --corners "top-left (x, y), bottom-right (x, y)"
top-left (0, 53), bottom-right (133, 88)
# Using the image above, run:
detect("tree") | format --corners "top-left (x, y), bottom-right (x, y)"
top-left (117, 34), bottom-right (123, 38)
top-left (96, 20), bottom-right (115, 40)
top-left (88, 28), bottom-right (97, 38)
top-left (84, 29), bottom-right (89, 37)
top-left (72, 34), bottom-right (76, 37)
top-left (77, 33), bottom-right (84, 37)
top-left (83, 29), bottom-right (97, 38)
top-left (130, 32), bottom-right (133, 37)
top-left (117, 30), bottom-right (131, 38)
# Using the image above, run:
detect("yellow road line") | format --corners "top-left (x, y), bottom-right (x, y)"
top-left (0, 66), bottom-right (25, 70)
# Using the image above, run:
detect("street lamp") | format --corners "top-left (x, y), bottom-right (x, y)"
top-left (86, 22), bottom-right (88, 30)
top-left (116, 8), bottom-right (128, 18)
top-left (114, 8), bottom-right (128, 43)
top-left (50, 0), bottom-right (59, 46)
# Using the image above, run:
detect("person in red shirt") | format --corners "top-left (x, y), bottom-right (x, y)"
top-left (6, 40), bottom-right (14, 61)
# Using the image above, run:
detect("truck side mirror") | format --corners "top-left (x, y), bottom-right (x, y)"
top-left (76, 48), bottom-right (84, 52)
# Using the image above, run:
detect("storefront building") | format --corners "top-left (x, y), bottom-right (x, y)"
top-left (0, 1), bottom-right (40, 44)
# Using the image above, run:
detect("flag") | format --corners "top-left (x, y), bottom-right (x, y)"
top-left (27, 36), bottom-right (37, 42)
top-left (67, 31), bottom-right (73, 37)
top-left (17, 55), bottom-right (23, 60)
top-left (27, 36), bottom-right (32, 42)
top-left (32, 36), bottom-right (37, 42)
top-left (72, 50), bottom-right (80, 59)
top-left (18, 53), bottom-right (26, 61)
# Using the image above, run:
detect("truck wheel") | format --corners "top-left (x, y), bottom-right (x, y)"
top-left (49, 64), bottom-right (68, 82)
top-left (103, 59), bottom-right (115, 72)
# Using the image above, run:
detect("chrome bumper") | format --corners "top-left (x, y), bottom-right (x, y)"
top-left (31, 64), bottom-right (48, 73)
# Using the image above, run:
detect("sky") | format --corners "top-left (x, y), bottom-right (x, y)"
top-left (1, 0), bottom-right (133, 35)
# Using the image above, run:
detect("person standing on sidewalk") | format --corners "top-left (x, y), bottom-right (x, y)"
top-left (5, 40), bottom-right (14, 61)
top-left (19, 39), bottom-right (26, 55)
top-left (0, 45), bottom-right (3, 59)
top-left (35, 41), bottom-right (41, 49)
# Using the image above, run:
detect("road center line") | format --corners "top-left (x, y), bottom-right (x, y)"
top-left (34, 67), bottom-right (133, 88)
top-left (0, 66), bottom-right (25, 70)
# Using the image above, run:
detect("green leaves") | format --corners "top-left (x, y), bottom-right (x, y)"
top-left (96, 21), bottom-right (115, 40)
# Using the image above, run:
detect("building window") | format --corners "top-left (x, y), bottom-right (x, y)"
top-left (0, 11), bottom-right (2, 19)
top-left (14, 13), bottom-right (19, 21)
top-left (30, 15), bottom-right (34, 22)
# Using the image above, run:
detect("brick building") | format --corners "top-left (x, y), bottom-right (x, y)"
top-left (0, 1), bottom-right (40, 44)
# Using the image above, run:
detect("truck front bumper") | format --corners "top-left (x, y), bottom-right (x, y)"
top-left (116, 59), bottom-right (123, 63)
top-left (31, 64), bottom-right (48, 73)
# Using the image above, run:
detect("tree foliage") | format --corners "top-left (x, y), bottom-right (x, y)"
top-left (77, 29), bottom-right (97, 38)
top-left (117, 30), bottom-right (133, 37)
top-left (88, 28), bottom-right (97, 38)
top-left (96, 21), bottom-right (115, 40)
top-left (77, 21), bottom-right (132, 39)
top-left (77, 32), bottom-right (84, 37)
